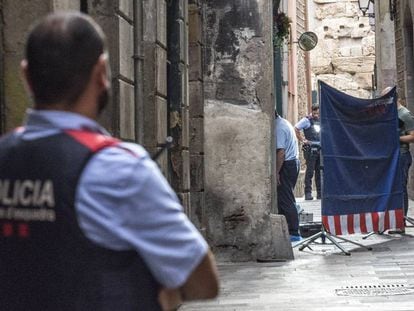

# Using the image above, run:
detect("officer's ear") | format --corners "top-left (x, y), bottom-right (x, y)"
top-left (20, 59), bottom-right (34, 97)
top-left (93, 53), bottom-right (111, 92)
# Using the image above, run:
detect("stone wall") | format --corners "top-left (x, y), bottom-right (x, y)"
top-left (0, 0), bottom-right (52, 133)
top-left (203, 0), bottom-right (292, 261)
top-left (374, 0), bottom-right (397, 92)
top-left (167, 0), bottom-right (191, 214)
top-left (0, 0), bottom-right (200, 219)
top-left (297, 0), bottom-right (309, 118)
top-left (396, 0), bottom-right (414, 106)
top-left (395, 0), bottom-right (406, 101)
top-left (89, 0), bottom-right (136, 140)
top-left (90, 0), bottom-right (170, 174)
top-left (394, 0), bottom-right (414, 200)
top-left (140, 0), bottom-right (169, 175)
top-left (188, 0), bottom-right (206, 232)
top-left (310, 0), bottom-right (375, 98)
top-left (295, 0), bottom-right (310, 198)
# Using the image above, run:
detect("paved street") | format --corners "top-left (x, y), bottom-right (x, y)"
top-left (180, 199), bottom-right (414, 311)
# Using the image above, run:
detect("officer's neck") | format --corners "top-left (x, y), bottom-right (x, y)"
top-left (35, 92), bottom-right (99, 121)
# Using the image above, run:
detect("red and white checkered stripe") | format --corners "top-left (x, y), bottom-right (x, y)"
top-left (322, 209), bottom-right (404, 235)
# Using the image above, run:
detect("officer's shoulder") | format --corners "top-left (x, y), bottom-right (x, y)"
top-left (99, 141), bottom-right (150, 161)
top-left (116, 142), bottom-right (149, 158)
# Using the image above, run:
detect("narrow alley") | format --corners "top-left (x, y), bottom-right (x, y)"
top-left (180, 199), bottom-right (414, 311)
top-left (1, 1), bottom-right (414, 310)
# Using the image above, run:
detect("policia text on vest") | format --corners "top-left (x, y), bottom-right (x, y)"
top-left (0, 179), bottom-right (55, 222)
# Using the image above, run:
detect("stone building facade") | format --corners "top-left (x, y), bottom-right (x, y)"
top-left (374, 0), bottom-right (397, 92)
top-left (0, 0), bottom-right (200, 225)
top-left (394, 0), bottom-right (414, 109)
top-left (288, 0), bottom-right (312, 197)
top-left (309, 0), bottom-right (375, 99)
top-left (0, 0), bottom-right (295, 261)
top-left (393, 0), bottom-right (414, 199)
top-left (296, 0), bottom-right (312, 117)
top-left (203, 1), bottom-right (292, 261)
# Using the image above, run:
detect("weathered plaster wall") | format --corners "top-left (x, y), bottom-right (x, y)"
top-left (1, 1), bottom-right (52, 132)
top-left (310, 0), bottom-right (375, 98)
top-left (204, 1), bottom-right (267, 108)
top-left (295, 0), bottom-right (310, 198)
top-left (204, 0), bottom-right (292, 261)
top-left (375, 0), bottom-right (397, 92)
top-left (188, 0), bottom-right (206, 232)
top-left (0, 0), bottom-right (86, 134)
top-left (395, 0), bottom-right (414, 201)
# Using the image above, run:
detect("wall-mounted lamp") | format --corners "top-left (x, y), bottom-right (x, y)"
top-left (358, 0), bottom-right (375, 18)
top-left (389, 0), bottom-right (396, 21)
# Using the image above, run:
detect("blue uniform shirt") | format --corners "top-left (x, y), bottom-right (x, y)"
top-left (19, 109), bottom-right (208, 289)
top-left (275, 116), bottom-right (299, 161)
top-left (294, 117), bottom-right (311, 131)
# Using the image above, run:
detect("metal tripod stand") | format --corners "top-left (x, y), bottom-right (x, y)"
top-left (405, 216), bottom-right (414, 226)
top-left (293, 140), bottom-right (372, 255)
top-left (293, 224), bottom-right (373, 256)
top-left (362, 216), bottom-right (413, 240)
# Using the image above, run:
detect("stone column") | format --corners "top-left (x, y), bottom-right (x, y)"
top-left (188, 0), bottom-right (206, 231)
top-left (375, 0), bottom-right (397, 92)
top-left (203, 0), bottom-right (292, 261)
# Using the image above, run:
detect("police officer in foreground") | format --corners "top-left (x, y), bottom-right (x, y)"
top-left (294, 105), bottom-right (322, 201)
top-left (0, 12), bottom-right (218, 311)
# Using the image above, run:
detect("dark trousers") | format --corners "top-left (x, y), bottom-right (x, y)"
top-left (278, 159), bottom-right (300, 235)
top-left (400, 151), bottom-right (412, 216)
top-left (304, 151), bottom-right (321, 196)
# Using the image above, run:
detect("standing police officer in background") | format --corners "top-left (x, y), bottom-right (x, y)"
top-left (294, 105), bottom-right (321, 201)
top-left (380, 87), bottom-right (414, 234)
top-left (0, 12), bottom-right (218, 311)
top-left (397, 98), bottom-right (414, 223)
top-left (275, 112), bottom-right (301, 242)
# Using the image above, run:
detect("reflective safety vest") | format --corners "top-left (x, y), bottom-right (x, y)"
top-left (0, 129), bottom-right (161, 311)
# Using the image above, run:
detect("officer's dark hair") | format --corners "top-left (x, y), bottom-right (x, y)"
top-left (311, 105), bottom-right (319, 111)
top-left (25, 11), bottom-right (107, 105)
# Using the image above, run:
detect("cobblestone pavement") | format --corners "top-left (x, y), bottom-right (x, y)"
top-left (180, 199), bottom-right (414, 311)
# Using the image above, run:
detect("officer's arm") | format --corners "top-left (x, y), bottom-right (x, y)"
top-left (276, 148), bottom-right (286, 186)
top-left (158, 250), bottom-right (219, 310)
top-left (276, 148), bottom-right (285, 174)
top-left (180, 249), bottom-right (219, 299)
top-left (294, 127), bottom-right (304, 143)
top-left (400, 130), bottom-right (414, 144)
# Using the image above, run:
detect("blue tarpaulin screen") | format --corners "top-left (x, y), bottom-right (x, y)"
top-left (319, 81), bottom-right (404, 234)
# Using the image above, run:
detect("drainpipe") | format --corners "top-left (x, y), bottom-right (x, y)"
top-left (133, 0), bottom-right (144, 144)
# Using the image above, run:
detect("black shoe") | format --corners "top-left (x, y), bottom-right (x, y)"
top-left (305, 193), bottom-right (313, 200)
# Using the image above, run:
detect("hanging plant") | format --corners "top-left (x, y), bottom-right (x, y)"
top-left (273, 12), bottom-right (291, 48)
